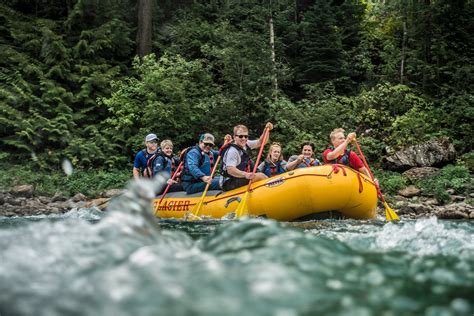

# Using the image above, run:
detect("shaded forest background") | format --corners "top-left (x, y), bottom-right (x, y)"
top-left (1, 0), bottom-right (473, 171)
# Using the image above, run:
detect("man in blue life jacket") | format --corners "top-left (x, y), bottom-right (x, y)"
top-left (181, 133), bottom-right (220, 194)
top-left (286, 141), bottom-right (321, 171)
top-left (220, 123), bottom-right (273, 191)
top-left (133, 133), bottom-right (159, 179)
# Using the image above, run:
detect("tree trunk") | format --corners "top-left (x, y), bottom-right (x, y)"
top-left (269, 15), bottom-right (278, 100)
top-left (136, 0), bottom-right (153, 58)
top-left (400, 20), bottom-right (407, 84)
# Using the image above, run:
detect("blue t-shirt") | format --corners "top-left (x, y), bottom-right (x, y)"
top-left (133, 149), bottom-right (156, 172)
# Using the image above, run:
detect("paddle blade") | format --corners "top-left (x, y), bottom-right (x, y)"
top-left (235, 191), bottom-right (250, 218)
top-left (185, 212), bottom-right (202, 221)
top-left (384, 201), bottom-right (400, 221)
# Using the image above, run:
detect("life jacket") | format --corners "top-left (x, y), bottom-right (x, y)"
top-left (302, 158), bottom-right (319, 167)
top-left (327, 147), bottom-right (351, 166)
top-left (262, 159), bottom-right (285, 177)
top-left (145, 152), bottom-right (180, 178)
top-left (221, 143), bottom-right (254, 178)
top-left (180, 145), bottom-right (216, 183)
top-left (142, 148), bottom-right (161, 177)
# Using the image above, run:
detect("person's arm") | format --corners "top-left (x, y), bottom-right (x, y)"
top-left (286, 155), bottom-right (303, 171)
top-left (133, 151), bottom-right (143, 179)
top-left (326, 132), bottom-right (356, 161)
top-left (226, 166), bottom-right (255, 180)
top-left (223, 148), bottom-right (255, 180)
top-left (257, 161), bottom-right (265, 173)
top-left (256, 122), bottom-right (273, 146)
top-left (133, 168), bottom-right (140, 179)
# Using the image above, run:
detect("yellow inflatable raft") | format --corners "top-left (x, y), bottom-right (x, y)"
top-left (153, 164), bottom-right (378, 221)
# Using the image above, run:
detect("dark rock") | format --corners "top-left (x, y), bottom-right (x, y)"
top-left (52, 192), bottom-right (67, 202)
top-left (382, 137), bottom-right (456, 171)
top-left (71, 193), bottom-right (87, 202)
top-left (404, 203), bottom-right (434, 214)
top-left (402, 167), bottom-right (439, 182)
top-left (435, 203), bottom-right (473, 219)
top-left (11, 185), bottom-right (34, 198)
top-left (398, 185), bottom-right (421, 198)
top-left (38, 196), bottom-right (51, 204)
top-left (450, 195), bottom-right (465, 202)
top-left (100, 189), bottom-right (125, 198)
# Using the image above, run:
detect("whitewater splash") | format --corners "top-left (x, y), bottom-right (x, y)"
top-left (0, 177), bottom-right (473, 316)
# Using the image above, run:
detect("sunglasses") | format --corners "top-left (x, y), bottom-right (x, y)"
top-left (235, 135), bottom-right (249, 139)
top-left (203, 142), bottom-right (214, 147)
top-left (148, 140), bottom-right (158, 144)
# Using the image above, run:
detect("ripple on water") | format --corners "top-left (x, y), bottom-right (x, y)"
top-left (0, 177), bottom-right (472, 316)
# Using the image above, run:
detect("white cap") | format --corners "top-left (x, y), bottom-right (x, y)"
top-left (145, 133), bottom-right (158, 142)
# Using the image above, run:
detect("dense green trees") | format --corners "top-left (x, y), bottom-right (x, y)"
top-left (0, 0), bottom-right (472, 171)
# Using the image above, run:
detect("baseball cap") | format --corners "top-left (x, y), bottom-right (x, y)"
top-left (199, 133), bottom-right (215, 145)
top-left (145, 133), bottom-right (158, 142)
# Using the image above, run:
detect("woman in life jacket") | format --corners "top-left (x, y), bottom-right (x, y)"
top-left (286, 141), bottom-right (321, 171)
top-left (153, 139), bottom-right (183, 193)
top-left (257, 142), bottom-right (287, 177)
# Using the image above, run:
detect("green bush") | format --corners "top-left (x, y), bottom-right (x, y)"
top-left (416, 164), bottom-right (473, 204)
top-left (373, 170), bottom-right (408, 195)
top-left (0, 163), bottom-right (130, 198)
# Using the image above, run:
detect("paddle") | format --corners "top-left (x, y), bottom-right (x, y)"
top-left (192, 138), bottom-right (232, 217)
top-left (235, 126), bottom-right (271, 218)
top-left (156, 161), bottom-right (184, 207)
top-left (353, 139), bottom-right (400, 221)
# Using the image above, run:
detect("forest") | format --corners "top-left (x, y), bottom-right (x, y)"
top-left (1, 0), bottom-right (473, 172)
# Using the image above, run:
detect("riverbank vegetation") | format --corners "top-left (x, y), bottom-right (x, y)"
top-left (1, 1), bottom-right (473, 180)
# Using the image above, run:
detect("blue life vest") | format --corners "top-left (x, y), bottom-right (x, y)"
top-left (296, 157), bottom-right (320, 169)
top-left (327, 148), bottom-right (351, 166)
top-left (262, 159), bottom-right (285, 177)
top-left (181, 145), bottom-right (216, 183)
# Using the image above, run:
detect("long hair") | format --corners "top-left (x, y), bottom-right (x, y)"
top-left (266, 142), bottom-right (283, 161)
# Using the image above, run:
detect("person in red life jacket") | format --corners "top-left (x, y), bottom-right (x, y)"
top-left (181, 133), bottom-right (220, 194)
top-left (286, 141), bottom-right (321, 171)
top-left (323, 128), bottom-right (371, 179)
top-left (257, 142), bottom-right (287, 177)
top-left (133, 133), bottom-right (159, 179)
top-left (220, 123), bottom-right (273, 191)
top-left (152, 139), bottom-right (183, 193)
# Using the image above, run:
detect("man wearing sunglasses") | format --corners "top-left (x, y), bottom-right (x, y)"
top-left (220, 123), bottom-right (273, 191)
top-left (181, 133), bottom-right (220, 194)
top-left (133, 133), bottom-right (160, 179)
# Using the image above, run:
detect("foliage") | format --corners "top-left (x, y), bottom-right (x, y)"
top-left (0, 162), bottom-right (130, 197)
top-left (373, 170), bottom-right (408, 196)
top-left (416, 165), bottom-right (473, 204)
top-left (1, 0), bottom-right (473, 171)
top-left (100, 53), bottom-right (228, 152)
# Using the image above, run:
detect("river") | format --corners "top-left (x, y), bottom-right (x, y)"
top-left (0, 179), bottom-right (473, 316)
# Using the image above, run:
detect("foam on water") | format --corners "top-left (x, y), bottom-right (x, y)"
top-left (0, 177), bottom-right (473, 316)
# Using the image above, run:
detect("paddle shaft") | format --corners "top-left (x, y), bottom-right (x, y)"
top-left (192, 140), bottom-right (231, 216)
top-left (158, 161), bottom-right (184, 205)
top-left (244, 127), bottom-right (270, 192)
top-left (353, 140), bottom-right (386, 202)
